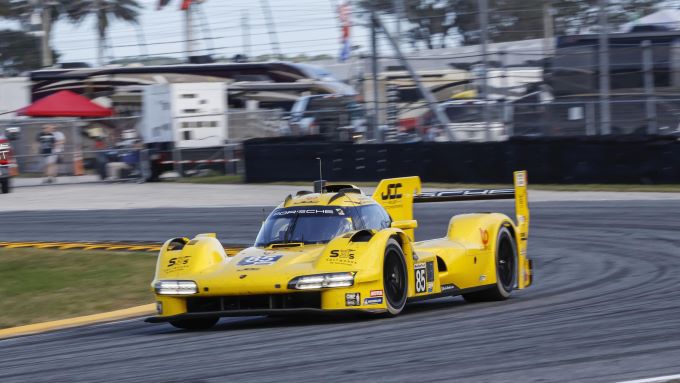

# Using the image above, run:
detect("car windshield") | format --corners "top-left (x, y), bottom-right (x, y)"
top-left (255, 207), bottom-right (354, 247)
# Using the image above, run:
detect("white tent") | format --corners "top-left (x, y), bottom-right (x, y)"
top-left (622, 9), bottom-right (680, 32)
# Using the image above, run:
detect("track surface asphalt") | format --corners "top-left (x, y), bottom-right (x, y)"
top-left (2, 200), bottom-right (680, 382)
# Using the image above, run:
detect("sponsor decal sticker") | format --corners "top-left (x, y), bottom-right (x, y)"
top-left (441, 283), bottom-right (457, 292)
top-left (273, 209), bottom-right (340, 216)
top-left (237, 255), bottom-right (283, 266)
top-left (328, 249), bottom-right (356, 265)
top-left (156, 301), bottom-right (163, 314)
top-left (414, 263), bottom-right (427, 293)
top-left (370, 290), bottom-right (383, 297)
top-left (515, 172), bottom-right (526, 187)
top-left (381, 183), bottom-right (403, 200)
top-left (363, 297), bottom-right (383, 305)
top-left (345, 293), bottom-right (360, 306)
top-left (166, 256), bottom-right (191, 271)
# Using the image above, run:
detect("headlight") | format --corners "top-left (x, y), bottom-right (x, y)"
top-left (289, 272), bottom-right (355, 290)
top-left (154, 280), bottom-right (198, 295)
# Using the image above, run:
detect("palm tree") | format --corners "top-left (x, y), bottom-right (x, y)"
top-left (65, 0), bottom-right (143, 66)
top-left (0, 0), bottom-right (65, 67)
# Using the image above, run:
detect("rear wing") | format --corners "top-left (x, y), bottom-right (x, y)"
top-left (372, 171), bottom-right (529, 241)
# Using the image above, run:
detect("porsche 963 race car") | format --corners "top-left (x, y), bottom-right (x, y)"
top-left (146, 171), bottom-right (532, 329)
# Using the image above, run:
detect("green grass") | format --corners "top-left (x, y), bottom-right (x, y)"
top-left (173, 175), bottom-right (680, 192)
top-left (0, 248), bottom-right (157, 329)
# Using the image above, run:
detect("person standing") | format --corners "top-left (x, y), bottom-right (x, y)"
top-left (37, 125), bottom-right (57, 183)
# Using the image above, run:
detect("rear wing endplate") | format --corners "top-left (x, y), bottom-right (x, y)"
top-left (373, 171), bottom-right (529, 240)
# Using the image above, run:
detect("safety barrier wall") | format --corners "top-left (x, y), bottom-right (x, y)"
top-left (244, 137), bottom-right (680, 184)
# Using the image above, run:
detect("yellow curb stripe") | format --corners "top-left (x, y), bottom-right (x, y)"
top-left (0, 241), bottom-right (244, 254)
top-left (0, 304), bottom-right (156, 340)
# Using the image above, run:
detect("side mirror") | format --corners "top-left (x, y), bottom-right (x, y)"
top-left (5, 127), bottom-right (21, 141)
top-left (391, 220), bottom-right (418, 230)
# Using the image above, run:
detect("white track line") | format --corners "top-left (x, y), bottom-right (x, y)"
top-left (617, 373), bottom-right (680, 383)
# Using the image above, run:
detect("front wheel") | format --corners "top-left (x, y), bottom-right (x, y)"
top-left (383, 239), bottom-right (408, 316)
top-left (169, 316), bottom-right (219, 330)
top-left (463, 226), bottom-right (517, 302)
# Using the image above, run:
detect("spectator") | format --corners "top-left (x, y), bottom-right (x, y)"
top-left (37, 125), bottom-right (57, 183)
top-left (52, 127), bottom-right (66, 169)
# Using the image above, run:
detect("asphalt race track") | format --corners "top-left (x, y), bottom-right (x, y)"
top-left (2, 200), bottom-right (680, 382)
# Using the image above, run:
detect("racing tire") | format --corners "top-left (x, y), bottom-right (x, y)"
top-left (383, 239), bottom-right (408, 316)
top-left (1, 178), bottom-right (9, 194)
top-left (463, 226), bottom-right (517, 302)
top-left (169, 316), bottom-right (219, 330)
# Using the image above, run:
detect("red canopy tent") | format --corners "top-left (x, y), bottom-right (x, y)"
top-left (20, 90), bottom-right (113, 117)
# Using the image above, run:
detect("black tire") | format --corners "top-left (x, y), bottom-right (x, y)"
top-left (463, 226), bottom-right (517, 302)
top-left (1, 178), bottom-right (9, 194)
top-left (383, 239), bottom-right (408, 316)
top-left (169, 316), bottom-right (219, 330)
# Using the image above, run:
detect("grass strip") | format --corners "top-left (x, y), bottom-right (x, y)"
top-left (0, 248), bottom-right (156, 329)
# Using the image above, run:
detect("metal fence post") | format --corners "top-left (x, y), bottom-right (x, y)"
top-left (223, 145), bottom-right (230, 175)
top-left (642, 40), bottom-right (658, 135)
top-left (173, 147), bottom-right (182, 177)
top-left (585, 101), bottom-right (596, 136)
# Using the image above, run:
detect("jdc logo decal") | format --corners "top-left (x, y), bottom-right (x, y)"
top-left (381, 183), bottom-right (402, 200)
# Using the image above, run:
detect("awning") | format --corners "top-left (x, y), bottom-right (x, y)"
top-left (20, 90), bottom-right (113, 117)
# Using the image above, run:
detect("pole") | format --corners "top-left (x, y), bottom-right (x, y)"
top-left (374, 15), bottom-right (453, 140)
top-left (598, 0), bottom-right (611, 135)
top-left (479, 0), bottom-right (491, 141)
top-left (542, 1), bottom-right (554, 57)
top-left (371, 11), bottom-right (380, 142)
top-left (642, 40), bottom-right (657, 135)
top-left (95, 0), bottom-right (105, 66)
top-left (260, 0), bottom-right (282, 60)
top-left (393, 0), bottom-right (404, 48)
top-left (185, 2), bottom-right (194, 60)
top-left (241, 10), bottom-right (251, 58)
top-left (41, 0), bottom-right (52, 67)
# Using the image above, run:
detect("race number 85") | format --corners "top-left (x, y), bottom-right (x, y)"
top-left (415, 265), bottom-right (426, 293)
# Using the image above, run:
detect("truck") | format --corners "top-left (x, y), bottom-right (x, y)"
top-left (0, 127), bottom-right (20, 194)
top-left (139, 82), bottom-right (228, 180)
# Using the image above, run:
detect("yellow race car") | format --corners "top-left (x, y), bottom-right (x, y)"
top-left (146, 171), bottom-right (532, 329)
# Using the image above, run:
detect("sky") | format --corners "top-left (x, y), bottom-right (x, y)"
top-left (45, 0), bottom-right (375, 64)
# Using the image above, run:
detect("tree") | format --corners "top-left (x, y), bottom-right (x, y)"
top-left (0, 0), bottom-right (67, 67)
top-left (358, 0), bottom-right (660, 49)
top-left (0, 29), bottom-right (59, 74)
top-left (64, 0), bottom-right (143, 66)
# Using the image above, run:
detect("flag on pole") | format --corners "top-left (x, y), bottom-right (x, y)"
top-left (338, 1), bottom-right (351, 62)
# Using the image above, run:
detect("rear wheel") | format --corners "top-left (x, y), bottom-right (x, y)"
top-left (169, 316), bottom-right (219, 330)
top-left (463, 226), bottom-right (517, 302)
top-left (383, 239), bottom-right (408, 316)
top-left (1, 178), bottom-right (9, 194)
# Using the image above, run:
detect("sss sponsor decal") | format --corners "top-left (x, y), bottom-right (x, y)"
top-left (167, 256), bottom-right (191, 268)
top-left (345, 293), bottom-right (360, 307)
top-left (329, 249), bottom-right (356, 265)
top-left (370, 290), bottom-right (383, 297)
top-left (441, 283), bottom-right (457, 292)
top-left (415, 263), bottom-right (427, 293)
top-left (381, 183), bottom-right (403, 200)
top-left (237, 255), bottom-right (283, 266)
top-left (364, 297), bottom-right (383, 305)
